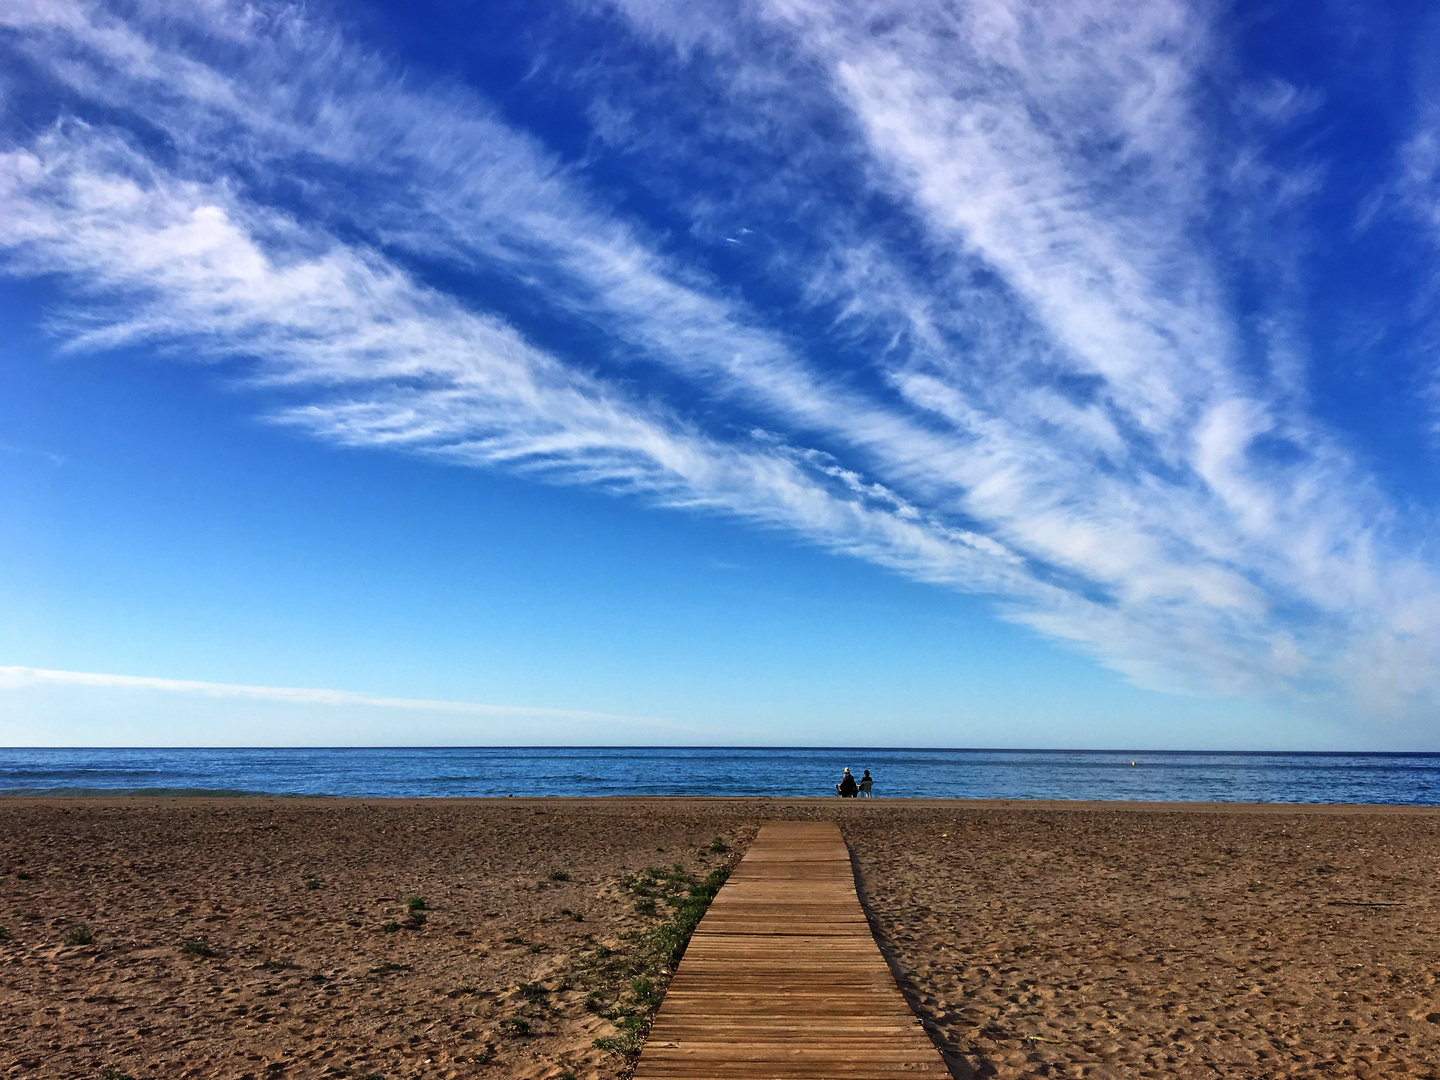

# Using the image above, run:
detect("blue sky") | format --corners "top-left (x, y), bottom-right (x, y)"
top-left (1, 0), bottom-right (1438, 749)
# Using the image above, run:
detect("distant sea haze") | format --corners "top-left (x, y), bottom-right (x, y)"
top-left (1, 748), bottom-right (1438, 804)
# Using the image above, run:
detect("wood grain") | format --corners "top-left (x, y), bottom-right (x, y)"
top-left (635, 821), bottom-right (949, 1079)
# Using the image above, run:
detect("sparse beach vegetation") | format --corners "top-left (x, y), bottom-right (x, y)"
top-left (580, 861), bottom-right (730, 1064)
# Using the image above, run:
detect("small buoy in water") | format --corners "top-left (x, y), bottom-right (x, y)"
top-left (1131, 761), bottom-right (1136, 766)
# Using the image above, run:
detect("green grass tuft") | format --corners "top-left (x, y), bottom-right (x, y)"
top-left (179, 938), bottom-right (214, 957)
top-left (573, 862), bottom-right (733, 1065)
top-left (65, 924), bottom-right (95, 946)
top-left (593, 1014), bottom-right (646, 1058)
top-left (631, 977), bottom-right (661, 1008)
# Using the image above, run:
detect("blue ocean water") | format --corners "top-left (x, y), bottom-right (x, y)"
top-left (1, 747), bottom-right (1438, 803)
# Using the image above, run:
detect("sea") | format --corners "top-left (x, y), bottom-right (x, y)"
top-left (1, 747), bottom-right (1438, 803)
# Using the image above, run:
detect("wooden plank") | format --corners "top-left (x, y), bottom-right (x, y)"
top-left (633, 822), bottom-right (949, 1079)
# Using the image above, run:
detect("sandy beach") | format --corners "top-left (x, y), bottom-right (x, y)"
top-left (2, 798), bottom-right (1439, 1079)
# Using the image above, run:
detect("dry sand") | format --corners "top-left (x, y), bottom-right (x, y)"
top-left (845, 802), bottom-right (1440, 1079)
top-left (2, 798), bottom-right (1439, 1079)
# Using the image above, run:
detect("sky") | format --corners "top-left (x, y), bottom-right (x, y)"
top-left (1, 0), bottom-right (1439, 749)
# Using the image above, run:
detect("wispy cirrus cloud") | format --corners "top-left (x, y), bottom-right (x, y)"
top-left (0, 665), bottom-right (636, 720)
top-left (0, 442), bottom-right (65, 466)
top-left (0, 120), bottom-right (1025, 596)
top-left (0, 665), bottom-right (726, 745)
top-left (597, 0), bottom-right (1440, 707)
top-left (3, 0), bottom-right (1440, 725)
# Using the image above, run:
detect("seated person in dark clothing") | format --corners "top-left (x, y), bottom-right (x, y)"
top-left (836, 767), bottom-right (858, 797)
top-left (858, 769), bottom-right (873, 796)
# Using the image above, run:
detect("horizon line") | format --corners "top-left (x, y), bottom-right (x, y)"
top-left (2, 745), bottom-right (1435, 755)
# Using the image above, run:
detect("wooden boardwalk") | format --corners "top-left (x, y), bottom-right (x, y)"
top-left (634, 821), bottom-right (949, 1079)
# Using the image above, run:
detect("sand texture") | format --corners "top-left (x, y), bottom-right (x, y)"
top-left (2, 798), bottom-right (1439, 1079)
top-left (0, 799), bottom-right (756, 1080)
top-left (844, 803), bottom-right (1440, 1079)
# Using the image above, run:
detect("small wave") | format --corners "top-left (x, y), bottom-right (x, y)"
top-left (0, 786), bottom-right (307, 798)
top-left (0, 768), bottom-right (168, 779)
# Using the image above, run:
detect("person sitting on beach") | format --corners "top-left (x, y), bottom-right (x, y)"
top-left (836, 767), bottom-right (858, 797)
top-left (858, 769), bottom-right (873, 797)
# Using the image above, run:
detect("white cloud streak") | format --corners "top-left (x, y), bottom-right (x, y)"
top-left (3, 0), bottom-right (1440, 725)
top-left (0, 665), bottom-right (642, 721)
top-left (0, 118), bottom-right (1027, 597)
top-left (600, 0), bottom-right (1440, 710)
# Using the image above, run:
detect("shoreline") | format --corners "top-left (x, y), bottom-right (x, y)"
top-left (6, 792), bottom-right (1440, 812)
